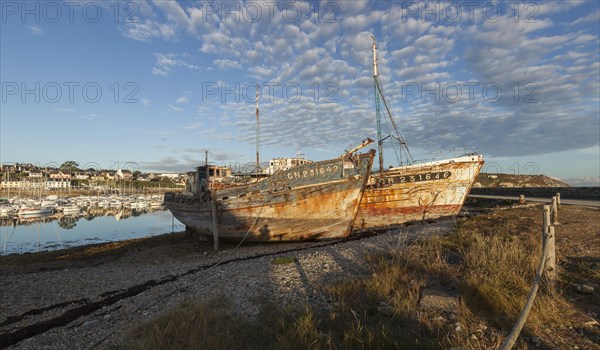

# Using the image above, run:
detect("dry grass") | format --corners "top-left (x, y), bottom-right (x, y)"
top-left (118, 297), bottom-right (267, 350)
top-left (117, 207), bottom-right (596, 350)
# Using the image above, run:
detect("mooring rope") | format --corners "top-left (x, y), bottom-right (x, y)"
top-left (499, 221), bottom-right (551, 350)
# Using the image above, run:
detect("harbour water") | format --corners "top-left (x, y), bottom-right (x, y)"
top-left (1, 209), bottom-right (184, 256)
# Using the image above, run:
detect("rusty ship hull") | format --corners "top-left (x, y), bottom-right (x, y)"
top-left (165, 151), bottom-right (375, 242)
top-left (356, 154), bottom-right (483, 229)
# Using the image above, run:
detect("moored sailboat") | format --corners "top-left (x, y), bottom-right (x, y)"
top-left (17, 207), bottom-right (54, 217)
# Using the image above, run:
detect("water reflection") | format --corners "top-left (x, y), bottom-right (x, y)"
top-left (57, 215), bottom-right (78, 230)
top-left (1, 208), bottom-right (184, 256)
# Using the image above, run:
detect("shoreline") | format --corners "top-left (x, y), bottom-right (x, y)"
top-left (1, 204), bottom-right (598, 349)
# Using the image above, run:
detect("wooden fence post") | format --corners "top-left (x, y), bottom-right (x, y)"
top-left (551, 196), bottom-right (558, 225)
top-left (543, 205), bottom-right (550, 239)
top-left (545, 225), bottom-right (556, 284)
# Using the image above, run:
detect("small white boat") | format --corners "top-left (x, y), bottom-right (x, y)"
top-left (18, 208), bottom-right (54, 216)
top-left (62, 206), bottom-right (81, 214)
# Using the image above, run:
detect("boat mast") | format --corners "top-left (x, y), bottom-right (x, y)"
top-left (255, 85), bottom-right (261, 173)
top-left (370, 35), bottom-right (414, 167)
top-left (371, 36), bottom-right (385, 172)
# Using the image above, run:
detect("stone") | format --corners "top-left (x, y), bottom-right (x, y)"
top-left (419, 288), bottom-right (460, 312)
top-left (573, 313), bottom-right (600, 328)
top-left (573, 283), bottom-right (595, 294)
top-left (378, 301), bottom-right (395, 316)
top-left (433, 316), bottom-right (446, 324)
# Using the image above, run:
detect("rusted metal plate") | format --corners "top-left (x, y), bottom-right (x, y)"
top-left (356, 154), bottom-right (484, 229)
top-left (165, 150), bottom-right (375, 242)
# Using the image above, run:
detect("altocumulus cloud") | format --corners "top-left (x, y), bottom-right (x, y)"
top-left (123, 0), bottom-right (599, 160)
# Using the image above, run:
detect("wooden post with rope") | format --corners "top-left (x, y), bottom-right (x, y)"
top-left (546, 200), bottom-right (557, 284)
top-left (545, 225), bottom-right (556, 284)
top-left (551, 196), bottom-right (559, 225)
top-left (500, 204), bottom-right (554, 350)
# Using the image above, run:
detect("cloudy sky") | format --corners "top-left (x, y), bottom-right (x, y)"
top-left (1, 0), bottom-right (599, 185)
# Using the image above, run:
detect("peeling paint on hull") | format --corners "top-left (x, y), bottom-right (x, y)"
top-left (356, 154), bottom-right (484, 229)
top-left (165, 151), bottom-right (375, 242)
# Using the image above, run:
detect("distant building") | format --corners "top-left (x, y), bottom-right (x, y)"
top-left (27, 171), bottom-right (43, 178)
top-left (121, 170), bottom-right (132, 179)
top-left (90, 174), bottom-right (105, 181)
top-left (74, 173), bottom-right (90, 180)
top-left (185, 166), bottom-right (232, 195)
top-left (265, 157), bottom-right (313, 174)
top-left (49, 171), bottom-right (71, 180)
top-left (45, 179), bottom-right (71, 189)
top-left (102, 171), bottom-right (117, 180)
top-left (0, 181), bottom-right (44, 190)
top-left (160, 173), bottom-right (180, 180)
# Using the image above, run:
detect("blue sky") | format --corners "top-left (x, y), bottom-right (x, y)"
top-left (1, 0), bottom-right (599, 185)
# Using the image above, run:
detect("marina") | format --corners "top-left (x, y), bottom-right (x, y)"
top-left (0, 194), bottom-right (183, 255)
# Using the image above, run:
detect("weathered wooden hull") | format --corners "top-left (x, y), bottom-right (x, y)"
top-left (165, 151), bottom-right (375, 242)
top-left (356, 154), bottom-right (484, 229)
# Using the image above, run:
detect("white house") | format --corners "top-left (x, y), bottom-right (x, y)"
top-left (44, 179), bottom-right (71, 189)
top-left (265, 157), bottom-right (313, 174)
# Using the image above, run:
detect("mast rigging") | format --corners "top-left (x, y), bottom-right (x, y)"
top-left (370, 35), bottom-right (414, 168)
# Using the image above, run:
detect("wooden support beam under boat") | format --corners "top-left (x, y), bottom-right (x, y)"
top-left (211, 188), bottom-right (218, 251)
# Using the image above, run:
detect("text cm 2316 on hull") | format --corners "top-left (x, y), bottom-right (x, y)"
top-left (164, 150), bottom-right (375, 242)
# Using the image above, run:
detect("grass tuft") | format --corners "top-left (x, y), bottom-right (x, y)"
top-left (272, 256), bottom-right (295, 265)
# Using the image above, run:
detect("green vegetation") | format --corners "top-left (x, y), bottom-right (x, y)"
top-left (117, 208), bottom-right (590, 350)
top-left (272, 256), bottom-right (295, 265)
top-left (60, 161), bottom-right (80, 172)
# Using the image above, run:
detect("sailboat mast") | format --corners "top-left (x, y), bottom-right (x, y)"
top-left (371, 36), bottom-right (385, 172)
top-left (255, 85), bottom-right (261, 172)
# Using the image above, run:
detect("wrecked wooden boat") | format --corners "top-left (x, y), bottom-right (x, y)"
top-left (356, 155), bottom-right (483, 228)
top-left (164, 149), bottom-right (375, 242)
top-left (356, 37), bottom-right (484, 229)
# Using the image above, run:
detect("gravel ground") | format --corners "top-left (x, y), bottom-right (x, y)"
top-left (1, 221), bottom-right (455, 350)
